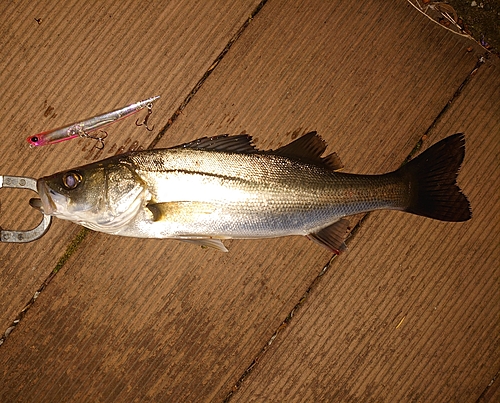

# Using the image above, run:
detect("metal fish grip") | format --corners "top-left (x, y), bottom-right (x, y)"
top-left (0, 175), bottom-right (51, 242)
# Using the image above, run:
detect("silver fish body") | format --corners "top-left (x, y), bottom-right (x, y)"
top-left (34, 132), bottom-right (471, 252)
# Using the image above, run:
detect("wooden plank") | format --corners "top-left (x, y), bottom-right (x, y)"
top-left (1, 0), bottom-right (493, 402)
top-left (231, 54), bottom-right (500, 402)
top-left (0, 0), bottom-right (260, 332)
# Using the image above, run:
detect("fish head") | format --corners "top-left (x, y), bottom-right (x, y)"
top-left (34, 160), bottom-right (147, 231)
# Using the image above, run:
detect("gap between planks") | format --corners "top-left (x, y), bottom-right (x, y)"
top-left (221, 52), bottom-right (490, 402)
top-left (0, 0), bottom-right (269, 349)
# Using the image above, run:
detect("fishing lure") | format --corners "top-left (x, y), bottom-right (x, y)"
top-left (27, 96), bottom-right (160, 148)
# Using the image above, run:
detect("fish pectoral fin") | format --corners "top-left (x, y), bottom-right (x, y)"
top-left (307, 219), bottom-right (350, 254)
top-left (180, 238), bottom-right (229, 252)
top-left (147, 201), bottom-right (216, 222)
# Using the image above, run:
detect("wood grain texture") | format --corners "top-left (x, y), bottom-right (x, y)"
top-left (0, 0), bottom-right (497, 402)
top-left (0, 0), bottom-right (260, 338)
top-left (232, 47), bottom-right (500, 403)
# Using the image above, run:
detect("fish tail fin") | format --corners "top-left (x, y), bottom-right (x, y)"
top-left (399, 133), bottom-right (471, 222)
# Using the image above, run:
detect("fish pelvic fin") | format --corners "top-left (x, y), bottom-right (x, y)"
top-left (399, 133), bottom-right (471, 222)
top-left (180, 238), bottom-right (229, 252)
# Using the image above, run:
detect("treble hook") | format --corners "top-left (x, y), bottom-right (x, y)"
top-left (80, 130), bottom-right (108, 150)
top-left (135, 103), bottom-right (155, 131)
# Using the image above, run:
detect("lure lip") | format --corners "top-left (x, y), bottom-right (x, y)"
top-left (26, 95), bottom-right (160, 147)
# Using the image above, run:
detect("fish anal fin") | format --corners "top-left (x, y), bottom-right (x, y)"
top-left (272, 131), bottom-right (343, 170)
top-left (307, 219), bottom-right (350, 254)
top-left (180, 238), bottom-right (229, 252)
top-left (172, 134), bottom-right (257, 153)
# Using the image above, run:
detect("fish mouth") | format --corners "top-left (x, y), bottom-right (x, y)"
top-left (29, 197), bottom-right (44, 211)
top-left (30, 180), bottom-right (57, 215)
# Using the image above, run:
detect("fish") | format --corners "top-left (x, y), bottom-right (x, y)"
top-left (30, 132), bottom-right (471, 253)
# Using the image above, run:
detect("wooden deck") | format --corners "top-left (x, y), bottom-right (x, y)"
top-left (0, 1), bottom-right (498, 401)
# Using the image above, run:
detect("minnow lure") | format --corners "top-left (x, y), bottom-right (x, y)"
top-left (27, 96), bottom-right (160, 147)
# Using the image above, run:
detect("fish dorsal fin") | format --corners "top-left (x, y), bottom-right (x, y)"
top-left (272, 131), bottom-right (343, 171)
top-left (173, 134), bottom-right (257, 153)
top-left (307, 219), bottom-right (350, 254)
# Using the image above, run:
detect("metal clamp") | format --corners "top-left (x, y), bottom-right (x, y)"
top-left (0, 175), bottom-right (52, 242)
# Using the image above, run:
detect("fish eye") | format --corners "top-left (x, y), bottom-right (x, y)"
top-left (62, 171), bottom-right (82, 190)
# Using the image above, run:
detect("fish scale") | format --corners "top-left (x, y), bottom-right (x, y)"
top-left (129, 149), bottom-right (405, 234)
top-left (32, 132), bottom-right (471, 253)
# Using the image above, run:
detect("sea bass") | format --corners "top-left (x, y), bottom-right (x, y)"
top-left (31, 132), bottom-right (471, 253)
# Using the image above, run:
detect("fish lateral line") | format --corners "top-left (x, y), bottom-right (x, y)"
top-left (32, 132), bottom-right (471, 253)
